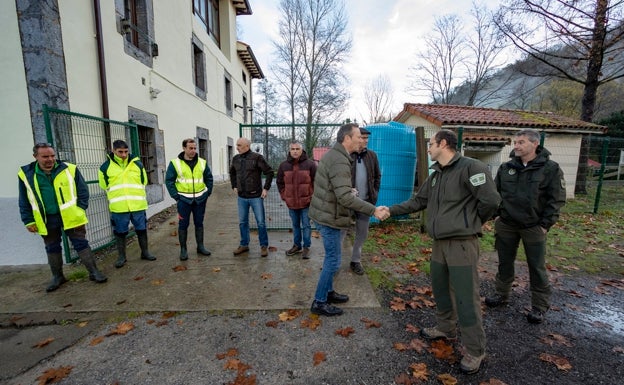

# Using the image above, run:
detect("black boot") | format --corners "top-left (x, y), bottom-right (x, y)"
top-left (114, 232), bottom-right (128, 268)
top-left (179, 229), bottom-right (188, 261)
top-left (195, 227), bottom-right (211, 256)
top-left (137, 230), bottom-right (156, 261)
top-left (46, 252), bottom-right (67, 292)
top-left (78, 248), bottom-right (107, 283)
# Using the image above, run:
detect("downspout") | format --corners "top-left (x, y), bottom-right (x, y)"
top-left (93, 0), bottom-right (112, 150)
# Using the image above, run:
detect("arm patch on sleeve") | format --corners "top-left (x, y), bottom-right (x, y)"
top-left (469, 173), bottom-right (486, 186)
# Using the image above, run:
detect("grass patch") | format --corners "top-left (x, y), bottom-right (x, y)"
top-left (362, 189), bottom-right (624, 287)
top-left (67, 268), bottom-right (88, 281)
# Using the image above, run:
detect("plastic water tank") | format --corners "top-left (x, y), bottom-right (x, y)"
top-left (365, 121), bottom-right (417, 222)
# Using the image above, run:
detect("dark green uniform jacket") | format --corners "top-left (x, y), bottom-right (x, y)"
top-left (390, 153), bottom-right (500, 240)
top-left (495, 146), bottom-right (566, 230)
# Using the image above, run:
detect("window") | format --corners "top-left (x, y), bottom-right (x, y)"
top-left (242, 95), bottom-right (248, 123)
top-left (192, 38), bottom-right (206, 97)
top-left (224, 72), bottom-right (232, 116)
top-left (137, 125), bottom-right (156, 184)
top-left (121, 0), bottom-right (154, 66)
top-left (193, 0), bottom-right (220, 45)
top-left (124, 0), bottom-right (148, 52)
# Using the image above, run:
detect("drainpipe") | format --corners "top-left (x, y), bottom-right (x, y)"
top-left (93, 0), bottom-right (112, 150)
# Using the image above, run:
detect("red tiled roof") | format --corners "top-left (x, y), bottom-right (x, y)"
top-left (395, 103), bottom-right (607, 133)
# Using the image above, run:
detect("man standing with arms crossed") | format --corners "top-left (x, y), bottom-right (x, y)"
top-left (485, 129), bottom-right (566, 324)
top-left (19, 143), bottom-right (107, 291)
top-left (309, 123), bottom-right (386, 317)
top-left (166, 138), bottom-right (214, 261)
top-left (349, 127), bottom-right (381, 275)
top-left (277, 141), bottom-right (316, 259)
top-left (384, 129), bottom-right (500, 374)
top-left (230, 137), bottom-right (274, 257)
top-left (99, 140), bottom-right (156, 268)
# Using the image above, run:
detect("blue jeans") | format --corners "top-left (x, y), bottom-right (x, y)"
top-left (314, 223), bottom-right (342, 302)
top-left (237, 196), bottom-right (268, 247)
top-left (177, 200), bottom-right (207, 230)
top-left (111, 210), bottom-right (147, 233)
top-left (288, 207), bottom-right (311, 248)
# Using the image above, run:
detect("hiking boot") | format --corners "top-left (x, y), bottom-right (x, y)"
top-left (285, 245), bottom-right (302, 256)
top-left (327, 291), bottom-right (349, 304)
top-left (460, 352), bottom-right (485, 374)
top-left (420, 327), bottom-right (456, 340)
top-left (527, 306), bottom-right (546, 324)
top-left (301, 247), bottom-right (310, 259)
top-left (485, 294), bottom-right (509, 308)
top-left (261, 246), bottom-right (269, 257)
top-left (233, 246), bottom-right (249, 255)
top-left (310, 300), bottom-right (343, 316)
top-left (350, 262), bottom-right (365, 275)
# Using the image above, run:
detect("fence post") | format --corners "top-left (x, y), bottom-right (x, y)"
top-left (593, 136), bottom-right (610, 214)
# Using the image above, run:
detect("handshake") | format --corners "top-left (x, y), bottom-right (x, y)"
top-left (373, 206), bottom-right (391, 221)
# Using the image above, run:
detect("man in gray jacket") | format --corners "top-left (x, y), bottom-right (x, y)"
top-left (386, 129), bottom-right (500, 375)
top-left (308, 123), bottom-right (386, 317)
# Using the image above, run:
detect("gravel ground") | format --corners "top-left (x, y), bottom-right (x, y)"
top-left (8, 267), bottom-right (623, 385)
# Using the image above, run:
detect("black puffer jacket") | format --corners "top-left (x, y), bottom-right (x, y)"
top-left (229, 150), bottom-right (274, 198)
top-left (495, 146), bottom-right (566, 230)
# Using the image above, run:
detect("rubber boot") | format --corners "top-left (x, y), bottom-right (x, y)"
top-left (46, 252), bottom-right (67, 292)
top-left (78, 248), bottom-right (107, 283)
top-left (114, 232), bottom-right (128, 268)
top-left (195, 227), bottom-right (211, 256)
top-left (179, 229), bottom-right (188, 261)
top-left (137, 230), bottom-right (156, 261)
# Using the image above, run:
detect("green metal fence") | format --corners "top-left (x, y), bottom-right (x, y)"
top-left (239, 123), bottom-right (342, 229)
top-left (43, 105), bottom-right (139, 262)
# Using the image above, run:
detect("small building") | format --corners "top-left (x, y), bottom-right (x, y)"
top-left (394, 103), bottom-right (607, 199)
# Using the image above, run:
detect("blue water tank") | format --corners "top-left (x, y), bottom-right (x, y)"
top-left (365, 121), bottom-right (417, 222)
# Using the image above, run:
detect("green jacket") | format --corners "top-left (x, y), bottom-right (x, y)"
top-left (309, 142), bottom-right (376, 229)
top-left (390, 153), bottom-right (500, 240)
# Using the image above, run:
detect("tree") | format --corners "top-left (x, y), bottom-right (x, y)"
top-left (494, 0), bottom-right (624, 193)
top-left (363, 74), bottom-right (394, 124)
top-left (253, 79), bottom-right (282, 125)
top-left (272, 0), bottom-right (351, 150)
top-left (407, 14), bottom-right (466, 104)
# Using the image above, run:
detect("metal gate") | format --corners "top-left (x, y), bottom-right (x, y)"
top-left (43, 104), bottom-right (139, 262)
top-left (239, 123), bottom-right (342, 229)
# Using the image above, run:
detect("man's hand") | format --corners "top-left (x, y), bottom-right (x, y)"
top-left (261, 189), bottom-right (268, 199)
top-left (232, 188), bottom-right (238, 195)
top-left (26, 224), bottom-right (38, 233)
top-left (374, 206), bottom-right (390, 221)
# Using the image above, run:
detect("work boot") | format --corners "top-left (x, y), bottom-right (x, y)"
top-left (285, 245), bottom-right (302, 256)
top-left (114, 232), bottom-right (128, 268)
top-left (179, 229), bottom-right (188, 261)
top-left (527, 306), bottom-right (546, 324)
top-left (420, 327), bottom-right (457, 340)
top-left (302, 247), bottom-right (310, 259)
top-left (310, 300), bottom-right (343, 316)
top-left (46, 252), bottom-right (67, 292)
top-left (78, 248), bottom-right (107, 283)
top-left (460, 352), bottom-right (485, 374)
top-left (350, 262), bottom-right (365, 275)
top-left (327, 291), bottom-right (349, 304)
top-left (261, 246), bottom-right (269, 257)
top-left (233, 246), bottom-right (249, 255)
top-left (195, 227), bottom-right (211, 256)
top-left (137, 230), bottom-right (156, 261)
top-left (485, 293), bottom-right (509, 307)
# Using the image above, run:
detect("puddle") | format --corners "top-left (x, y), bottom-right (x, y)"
top-left (579, 301), bottom-right (624, 335)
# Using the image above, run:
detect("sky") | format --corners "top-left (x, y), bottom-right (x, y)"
top-left (237, 0), bottom-right (502, 123)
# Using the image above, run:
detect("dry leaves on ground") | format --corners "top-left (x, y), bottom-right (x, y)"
top-left (539, 353), bottom-right (573, 371)
top-left (36, 365), bottom-right (73, 385)
top-left (32, 337), bottom-right (55, 348)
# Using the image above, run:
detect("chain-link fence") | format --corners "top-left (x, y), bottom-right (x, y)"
top-left (239, 123), bottom-right (342, 229)
top-left (43, 105), bottom-right (139, 262)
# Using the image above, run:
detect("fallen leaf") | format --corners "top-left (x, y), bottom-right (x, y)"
top-left (77, 321), bottom-right (88, 328)
top-left (36, 366), bottom-right (73, 385)
top-left (429, 340), bottom-right (454, 360)
top-left (162, 311), bottom-right (178, 319)
top-left (409, 362), bottom-right (429, 381)
top-left (300, 316), bottom-right (321, 330)
top-left (116, 299), bottom-right (127, 305)
top-left (268, 246), bottom-right (278, 252)
top-left (32, 337), bottom-right (55, 349)
top-left (405, 324), bottom-right (420, 334)
top-left (288, 283), bottom-right (296, 289)
top-left (279, 309), bottom-right (302, 321)
top-left (212, 267), bottom-right (221, 272)
top-left (360, 317), bottom-right (381, 328)
top-left (409, 338), bottom-right (428, 353)
top-left (224, 358), bottom-right (242, 370)
top-left (313, 351), bottom-right (326, 366)
top-left (394, 372), bottom-right (416, 385)
top-left (151, 279), bottom-right (165, 285)
top-left (479, 379), bottom-right (509, 385)
top-left (216, 348), bottom-right (239, 360)
top-left (390, 297), bottom-right (407, 311)
top-left (133, 276), bottom-right (144, 281)
top-left (437, 373), bottom-right (458, 385)
top-left (260, 273), bottom-right (273, 280)
top-left (265, 320), bottom-right (279, 328)
top-left (172, 265), bottom-right (187, 272)
top-left (89, 336), bottom-right (105, 346)
top-left (335, 327), bottom-right (355, 337)
top-left (106, 322), bottom-right (135, 336)
top-left (393, 342), bottom-right (409, 351)
top-left (539, 353), bottom-right (572, 371)
top-left (155, 320), bottom-right (169, 327)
